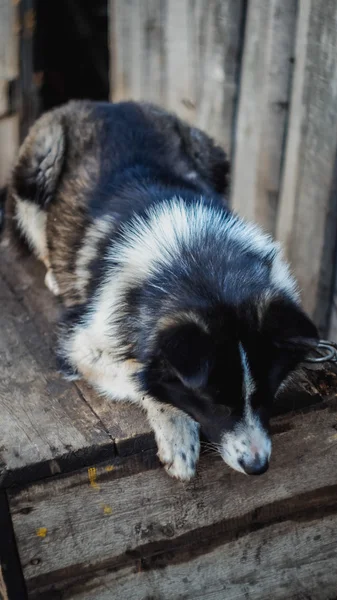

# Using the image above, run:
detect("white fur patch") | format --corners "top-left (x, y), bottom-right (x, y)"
top-left (62, 324), bottom-right (141, 402)
top-left (240, 343), bottom-right (256, 399)
top-left (14, 197), bottom-right (48, 261)
top-left (220, 417), bottom-right (271, 475)
top-left (81, 198), bottom-right (298, 358)
top-left (103, 198), bottom-right (298, 300)
top-left (220, 344), bottom-right (271, 474)
top-left (75, 216), bottom-right (115, 296)
top-left (143, 397), bottom-right (200, 481)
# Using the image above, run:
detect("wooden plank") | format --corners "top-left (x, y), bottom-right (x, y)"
top-left (0, 242), bottom-right (153, 483)
top-left (327, 157), bottom-right (337, 342)
top-left (0, 80), bottom-right (9, 117)
top-left (0, 268), bottom-right (115, 487)
top-left (28, 515), bottom-right (337, 600)
top-left (0, 0), bottom-right (19, 185)
top-left (165, 0), bottom-right (194, 123)
top-left (193, 0), bottom-right (244, 151)
top-left (0, 0), bottom-right (19, 81)
top-left (0, 246), bottom-right (153, 461)
top-left (0, 567), bottom-right (8, 600)
top-left (0, 245), bottom-right (118, 488)
top-left (276, 0), bottom-right (337, 333)
top-left (110, 0), bottom-right (244, 152)
top-left (231, 0), bottom-right (296, 234)
top-left (0, 114), bottom-right (19, 189)
top-left (9, 406), bottom-right (337, 597)
top-left (18, 0), bottom-right (40, 141)
top-left (0, 491), bottom-right (27, 600)
top-left (110, 0), bottom-right (142, 102)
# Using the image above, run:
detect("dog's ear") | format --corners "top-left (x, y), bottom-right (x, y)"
top-left (261, 298), bottom-right (318, 346)
top-left (159, 322), bottom-right (212, 389)
top-left (261, 298), bottom-right (318, 394)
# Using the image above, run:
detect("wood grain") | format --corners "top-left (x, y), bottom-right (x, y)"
top-left (0, 246), bottom-right (153, 461)
top-left (0, 566), bottom-right (8, 600)
top-left (110, 0), bottom-right (244, 152)
top-left (276, 0), bottom-right (337, 333)
top-left (0, 0), bottom-right (19, 186)
top-left (9, 406), bottom-right (337, 598)
top-left (0, 79), bottom-right (9, 118)
top-left (29, 515), bottom-right (337, 600)
top-left (0, 244), bottom-right (154, 487)
top-left (231, 0), bottom-right (296, 234)
top-left (0, 114), bottom-right (19, 189)
top-left (0, 248), bottom-right (116, 488)
top-left (0, 0), bottom-right (19, 82)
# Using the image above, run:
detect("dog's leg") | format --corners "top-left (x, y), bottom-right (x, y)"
top-left (59, 319), bottom-right (201, 480)
top-left (142, 397), bottom-right (200, 481)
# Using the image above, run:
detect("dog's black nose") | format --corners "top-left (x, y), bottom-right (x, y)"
top-left (240, 454), bottom-right (269, 475)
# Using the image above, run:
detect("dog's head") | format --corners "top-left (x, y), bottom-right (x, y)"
top-left (142, 295), bottom-right (318, 475)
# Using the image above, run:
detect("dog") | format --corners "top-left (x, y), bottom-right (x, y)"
top-left (6, 100), bottom-right (318, 480)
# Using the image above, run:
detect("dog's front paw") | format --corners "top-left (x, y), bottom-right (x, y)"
top-left (155, 414), bottom-right (200, 481)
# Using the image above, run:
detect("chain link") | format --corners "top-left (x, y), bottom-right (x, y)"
top-left (304, 339), bottom-right (337, 364)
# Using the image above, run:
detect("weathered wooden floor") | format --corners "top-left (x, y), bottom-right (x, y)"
top-left (1, 243), bottom-right (337, 600)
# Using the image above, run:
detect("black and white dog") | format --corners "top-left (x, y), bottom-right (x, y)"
top-left (7, 100), bottom-right (318, 480)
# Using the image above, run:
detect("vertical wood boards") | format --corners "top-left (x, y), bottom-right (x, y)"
top-left (276, 0), bottom-right (337, 332)
top-left (0, 0), bottom-right (19, 83)
top-left (0, 114), bottom-right (19, 188)
top-left (0, 0), bottom-right (19, 187)
top-left (231, 0), bottom-right (297, 234)
top-left (109, 0), bottom-right (244, 152)
top-left (0, 567), bottom-right (8, 600)
top-left (109, 1), bottom-right (337, 331)
top-left (18, 0), bottom-right (40, 140)
top-left (326, 156), bottom-right (337, 341)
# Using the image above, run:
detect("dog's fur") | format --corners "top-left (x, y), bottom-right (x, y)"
top-left (6, 100), bottom-right (318, 480)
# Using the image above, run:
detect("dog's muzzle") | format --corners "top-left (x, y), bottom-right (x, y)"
top-left (238, 452), bottom-right (269, 475)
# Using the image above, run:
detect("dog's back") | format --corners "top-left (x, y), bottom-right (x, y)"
top-left (7, 100), bottom-right (229, 306)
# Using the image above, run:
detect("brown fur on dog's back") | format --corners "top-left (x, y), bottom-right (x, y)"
top-left (138, 103), bottom-right (230, 194)
top-left (7, 102), bottom-right (107, 305)
top-left (7, 100), bottom-right (230, 307)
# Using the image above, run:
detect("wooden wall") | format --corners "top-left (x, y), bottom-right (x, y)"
top-left (0, 0), bottom-right (19, 190)
top-left (110, 0), bottom-right (244, 154)
top-left (110, 0), bottom-right (337, 338)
